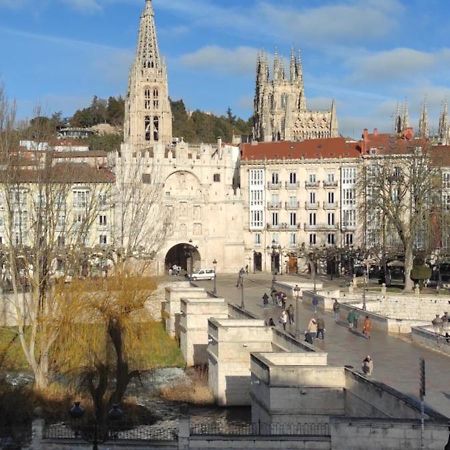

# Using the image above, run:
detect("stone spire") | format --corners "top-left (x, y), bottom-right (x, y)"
top-left (402, 101), bottom-right (409, 130)
top-left (136, 0), bottom-right (161, 70)
top-left (330, 99), bottom-right (339, 136)
top-left (418, 100), bottom-right (429, 139)
top-left (290, 48), bottom-right (296, 82)
top-left (439, 101), bottom-right (449, 144)
top-left (123, 0), bottom-right (172, 147)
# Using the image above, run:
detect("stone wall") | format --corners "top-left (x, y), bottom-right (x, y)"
top-left (411, 325), bottom-right (450, 356)
top-left (179, 297), bottom-right (228, 366)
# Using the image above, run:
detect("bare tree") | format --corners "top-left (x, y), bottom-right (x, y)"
top-left (112, 151), bottom-right (171, 273)
top-left (0, 88), bottom-right (114, 389)
top-left (358, 144), bottom-right (440, 292)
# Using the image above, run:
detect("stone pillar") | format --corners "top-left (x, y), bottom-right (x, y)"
top-left (178, 417), bottom-right (190, 450)
top-left (31, 417), bottom-right (44, 450)
top-left (381, 283), bottom-right (386, 295)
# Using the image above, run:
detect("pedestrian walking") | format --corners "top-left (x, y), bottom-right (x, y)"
top-left (245, 264), bottom-right (249, 274)
top-left (441, 312), bottom-right (449, 331)
top-left (268, 317), bottom-right (275, 327)
top-left (305, 317), bottom-right (317, 344)
top-left (287, 304), bottom-right (295, 325)
top-left (347, 310), bottom-right (356, 329)
top-left (352, 310), bottom-right (359, 330)
top-left (332, 298), bottom-right (340, 322)
top-left (262, 292), bottom-right (269, 306)
top-left (236, 267), bottom-right (245, 287)
top-left (432, 314), bottom-right (443, 335)
top-left (271, 288), bottom-right (277, 305)
top-left (316, 316), bottom-right (325, 340)
top-left (362, 315), bottom-right (372, 339)
top-left (362, 355), bottom-right (373, 376)
top-left (280, 310), bottom-right (288, 331)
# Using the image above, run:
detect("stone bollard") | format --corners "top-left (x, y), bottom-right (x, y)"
top-left (31, 407), bottom-right (44, 450)
top-left (178, 412), bottom-right (190, 450)
top-left (352, 274), bottom-right (357, 287)
top-left (414, 284), bottom-right (420, 295)
top-left (381, 283), bottom-right (386, 295)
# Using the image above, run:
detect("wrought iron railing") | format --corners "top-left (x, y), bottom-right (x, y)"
top-left (190, 421), bottom-right (330, 436)
top-left (43, 422), bottom-right (178, 442)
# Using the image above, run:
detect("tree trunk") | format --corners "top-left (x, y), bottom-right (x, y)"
top-left (403, 243), bottom-right (414, 292)
top-left (34, 358), bottom-right (49, 391)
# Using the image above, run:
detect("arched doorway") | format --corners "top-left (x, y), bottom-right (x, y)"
top-left (165, 243), bottom-right (201, 274)
top-left (254, 252), bottom-right (262, 272)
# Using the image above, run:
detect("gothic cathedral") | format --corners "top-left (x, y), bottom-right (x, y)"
top-left (253, 51), bottom-right (339, 142)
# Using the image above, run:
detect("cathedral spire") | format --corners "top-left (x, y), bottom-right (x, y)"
top-left (418, 100), bottom-right (429, 139)
top-left (439, 101), bottom-right (449, 144)
top-left (402, 100), bottom-right (409, 130)
top-left (290, 47), bottom-right (296, 82)
top-left (330, 99), bottom-right (338, 136)
top-left (136, 0), bottom-right (161, 70)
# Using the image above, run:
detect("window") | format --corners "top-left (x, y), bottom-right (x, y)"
top-left (309, 213), bottom-right (316, 225)
top-left (254, 233), bottom-right (261, 245)
top-left (328, 192), bottom-right (335, 203)
top-left (343, 210), bottom-right (356, 227)
top-left (251, 211), bottom-right (263, 228)
top-left (142, 174), bottom-right (151, 184)
top-left (153, 116), bottom-right (159, 141)
top-left (193, 223), bottom-right (202, 235)
top-left (145, 116), bottom-right (151, 141)
top-left (271, 193), bottom-right (279, 205)
top-left (309, 233), bottom-right (316, 245)
top-left (144, 88), bottom-right (151, 109)
top-left (153, 88), bottom-right (159, 108)
top-left (342, 188), bottom-right (355, 206)
top-left (57, 212), bottom-right (66, 227)
top-left (99, 215), bottom-right (107, 226)
top-left (327, 233), bottom-right (335, 245)
top-left (99, 234), bottom-right (107, 245)
top-left (327, 173), bottom-right (335, 183)
top-left (289, 196), bottom-right (297, 207)
top-left (213, 174), bottom-right (221, 182)
top-left (308, 173), bottom-right (316, 183)
top-left (289, 172), bottom-right (297, 184)
top-left (328, 213), bottom-right (335, 226)
top-left (271, 172), bottom-right (279, 184)
top-left (57, 235), bottom-right (65, 247)
top-left (73, 190), bottom-right (89, 208)
top-left (309, 192), bottom-right (316, 203)
top-left (289, 233), bottom-right (296, 246)
top-left (290, 212), bottom-right (296, 226)
top-left (443, 172), bottom-right (450, 189)
top-left (345, 233), bottom-right (353, 246)
top-left (272, 212), bottom-right (279, 226)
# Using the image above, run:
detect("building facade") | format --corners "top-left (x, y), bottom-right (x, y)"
top-left (253, 51), bottom-right (339, 142)
top-left (240, 138), bottom-right (360, 274)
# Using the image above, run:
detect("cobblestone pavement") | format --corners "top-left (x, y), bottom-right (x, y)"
top-left (191, 272), bottom-right (450, 418)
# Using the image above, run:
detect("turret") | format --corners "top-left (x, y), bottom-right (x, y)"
top-left (418, 100), bottom-right (429, 139)
top-left (439, 101), bottom-right (449, 144)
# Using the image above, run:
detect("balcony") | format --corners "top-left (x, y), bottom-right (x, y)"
top-left (267, 202), bottom-right (282, 210)
top-left (267, 223), bottom-right (281, 230)
top-left (305, 181), bottom-right (320, 188)
top-left (304, 223), bottom-right (339, 231)
top-left (285, 201), bottom-right (300, 210)
top-left (323, 202), bottom-right (339, 210)
top-left (323, 180), bottom-right (338, 188)
top-left (342, 224), bottom-right (356, 231)
top-left (267, 182), bottom-right (282, 189)
top-left (285, 181), bottom-right (300, 190)
top-left (305, 201), bottom-right (319, 210)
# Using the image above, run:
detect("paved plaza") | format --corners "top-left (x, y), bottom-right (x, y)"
top-left (186, 272), bottom-right (450, 418)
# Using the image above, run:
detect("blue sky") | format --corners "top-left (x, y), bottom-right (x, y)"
top-left (1, 0), bottom-right (450, 137)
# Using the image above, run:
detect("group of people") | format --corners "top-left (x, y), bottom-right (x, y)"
top-left (168, 264), bottom-right (182, 276)
top-left (304, 315), bottom-right (326, 344)
top-left (431, 312), bottom-right (449, 336)
top-left (347, 310), bottom-right (373, 338)
top-left (265, 303), bottom-right (295, 330)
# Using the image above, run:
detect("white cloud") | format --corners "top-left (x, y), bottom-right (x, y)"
top-left (60, 0), bottom-right (101, 13)
top-left (180, 46), bottom-right (258, 75)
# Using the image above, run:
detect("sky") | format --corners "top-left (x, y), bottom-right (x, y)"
top-left (1, 0), bottom-right (450, 137)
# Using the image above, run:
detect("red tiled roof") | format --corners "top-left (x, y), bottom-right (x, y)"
top-left (241, 137), bottom-right (361, 161)
top-left (0, 163), bottom-right (115, 184)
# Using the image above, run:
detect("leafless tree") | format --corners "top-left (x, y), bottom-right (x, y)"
top-left (358, 144), bottom-right (440, 292)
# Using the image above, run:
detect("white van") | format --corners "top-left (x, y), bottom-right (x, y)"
top-left (189, 268), bottom-right (216, 281)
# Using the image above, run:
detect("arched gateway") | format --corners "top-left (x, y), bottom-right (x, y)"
top-left (165, 243), bottom-right (201, 274)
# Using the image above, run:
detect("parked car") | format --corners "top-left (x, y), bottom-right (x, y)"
top-left (189, 269), bottom-right (216, 281)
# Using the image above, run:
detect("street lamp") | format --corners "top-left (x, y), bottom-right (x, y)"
top-left (271, 240), bottom-right (278, 290)
top-left (294, 284), bottom-right (301, 339)
top-left (69, 402), bottom-right (124, 450)
top-left (212, 259), bottom-right (217, 295)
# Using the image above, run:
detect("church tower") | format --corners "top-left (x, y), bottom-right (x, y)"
top-left (124, 0), bottom-right (172, 148)
top-left (253, 49), bottom-right (338, 142)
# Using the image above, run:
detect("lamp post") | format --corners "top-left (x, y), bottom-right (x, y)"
top-left (271, 240), bottom-right (278, 291)
top-left (294, 284), bottom-right (301, 339)
top-left (212, 259), bottom-right (217, 295)
top-left (69, 402), bottom-right (124, 450)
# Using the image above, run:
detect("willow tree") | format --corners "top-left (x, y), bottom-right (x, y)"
top-left (358, 144), bottom-right (440, 292)
top-left (53, 276), bottom-right (161, 423)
